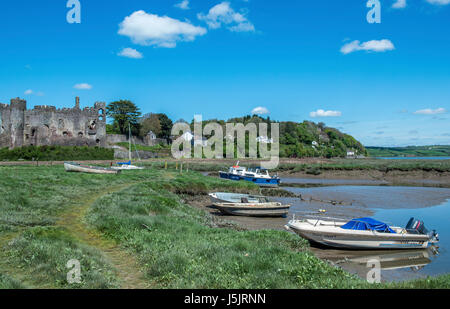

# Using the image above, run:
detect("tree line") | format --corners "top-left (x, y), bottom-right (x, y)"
top-left (105, 100), bottom-right (367, 158)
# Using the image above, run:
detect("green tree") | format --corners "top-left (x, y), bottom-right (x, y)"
top-left (106, 100), bottom-right (141, 135)
top-left (140, 113), bottom-right (162, 138)
top-left (157, 113), bottom-right (173, 141)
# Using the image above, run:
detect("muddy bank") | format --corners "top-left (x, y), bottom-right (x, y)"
top-left (280, 170), bottom-right (450, 188)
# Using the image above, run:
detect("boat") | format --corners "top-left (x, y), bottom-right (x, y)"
top-left (111, 160), bottom-right (144, 171)
top-left (209, 192), bottom-right (271, 204)
top-left (219, 162), bottom-right (280, 186)
top-left (64, 162), bottom-right (121, 175)
top-left (111, 124), bottom-right (144, 171)
top-left (213, 202), bottom-right (290, 217)
top-left (285, 217), bottom-right (439, 250)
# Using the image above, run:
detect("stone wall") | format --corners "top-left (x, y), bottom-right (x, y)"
top-left (0, 97), bottom-right (106, 149)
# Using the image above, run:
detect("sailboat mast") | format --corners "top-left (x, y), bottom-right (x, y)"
top-left (129, 123), bottom-right (132, 162)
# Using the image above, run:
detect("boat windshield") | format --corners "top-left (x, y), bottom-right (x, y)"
top-left (340, 217), bottom-right (396, 233)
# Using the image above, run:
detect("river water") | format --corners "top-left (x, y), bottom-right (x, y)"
top-left (276, 183), bottom-right (450, 282)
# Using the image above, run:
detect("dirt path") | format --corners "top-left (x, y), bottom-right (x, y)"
top-left (57, 183), bottom-right (151, 289)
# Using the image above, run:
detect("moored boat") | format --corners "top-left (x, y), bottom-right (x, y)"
top-left (213, 202), bottom-right (290, 217)
top-left (219, 163), bottom-right (280, 186)
top-left (209, 192), bottom-right (271, 204)
top-left (285, 217), bottom-right (439, 250)
top-left (111, 160), bottom-right (144, 170)
top-left (64, 162), bottom-right (121, 175)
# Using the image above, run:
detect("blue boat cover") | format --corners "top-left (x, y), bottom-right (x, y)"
top-left (341, 217), bottom-right (396, 233)
top-left (118, 160), bottom-right (131, 165)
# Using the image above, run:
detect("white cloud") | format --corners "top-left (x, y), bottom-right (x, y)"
top-left (426, 0), bottom-right (450, 5)
top-left (118, 10), bottom-right (207, 48)
top-left (310, 109), bottom-right (342, 118)
top-left (24, 89), bottom-right (44, 96)
top-left (118, 47), bottom-right (143, 59)
top-left (341, 39), bottom-right (395, 54)
top-left (392, 0), bottom-right (407, 8)
top-left (414, 108), bottom-right (447, 115)
top-left (251, 107), bottom-right (269, 115)
top-left (74, 83), bottom-right (93, 90)
top-left (197, 2), bottom-right (255, 32)
top-left (175, 0), bottom-right (190, 10)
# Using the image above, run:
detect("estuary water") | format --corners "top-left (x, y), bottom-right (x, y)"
top-left (278, 185), bottom-right (450, 282)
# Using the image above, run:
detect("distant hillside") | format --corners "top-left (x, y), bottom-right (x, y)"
top-left (367, 145), bottom-right (450, 157)
top-left (201, 115), bottom-right (367, 158)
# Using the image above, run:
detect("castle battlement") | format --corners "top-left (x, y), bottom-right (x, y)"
top-left (0, 97), bottom-right (106, 149)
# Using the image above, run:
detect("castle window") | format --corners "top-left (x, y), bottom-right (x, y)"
top-left (63, 131), bottom-right (69, 137)
top-left (96, 139), bottom-right (100, 144)
top-left (78, 132), bottom-right (84, 137)
top-left (31, 129), bottom-right (36, 137)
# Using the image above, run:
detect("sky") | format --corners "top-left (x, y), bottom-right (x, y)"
top-left (0, 0), bottom-right (449, 147)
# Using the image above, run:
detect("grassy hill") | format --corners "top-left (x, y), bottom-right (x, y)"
top-left (367, 145), bottom-right (450, 157)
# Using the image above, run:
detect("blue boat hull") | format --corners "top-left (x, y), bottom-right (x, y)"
top-left (219, 172), bottom-right (280, 186)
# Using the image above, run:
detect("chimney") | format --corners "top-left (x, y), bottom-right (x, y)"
top-left (75, 96), bottom-right (80, 109)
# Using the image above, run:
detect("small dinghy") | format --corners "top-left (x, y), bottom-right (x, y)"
top-left (209, 192), bottom-right (271, 204)
top-left (285, 217), bottom-right (438, 250)
top-left (64, 162), bottom-right (121, 175)
top-left (213, 202), bottom-right (290, 217)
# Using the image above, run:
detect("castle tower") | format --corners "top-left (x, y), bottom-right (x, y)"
top-left (75, 96), bottom-right (80, 109)
top-left (10, 97), bottom-right (26, 148)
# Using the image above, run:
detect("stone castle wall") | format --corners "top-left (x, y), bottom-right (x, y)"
top-left (0, 97), bottom-right (106, 149)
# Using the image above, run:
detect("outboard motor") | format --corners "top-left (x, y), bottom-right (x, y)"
top-left (406, 217), bottom-right (439, 243)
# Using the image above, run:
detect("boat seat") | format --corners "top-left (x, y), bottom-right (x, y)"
top-left (241, 197), bottom-right (249, 203)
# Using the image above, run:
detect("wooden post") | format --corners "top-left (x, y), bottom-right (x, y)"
top-left (165, 161), bottom-right (167, 169)
top-left (176, 162), bottom-right (178, 170)
top-left (180, 163), bottom-right (183, 174)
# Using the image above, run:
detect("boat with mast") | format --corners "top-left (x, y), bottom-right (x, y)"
top-left (112, 124), bottom-right (144, 170)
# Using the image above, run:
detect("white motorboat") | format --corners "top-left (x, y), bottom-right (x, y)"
top-left (208, 192), bottom-right (271, 204)
top-left (213, 202), bottom-right (290, 217)
top-left (285, 217), bottom-right (439, 250)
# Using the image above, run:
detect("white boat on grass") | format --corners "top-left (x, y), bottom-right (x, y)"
top-left (111, 124), bottom-right (144, 171)
top-left (209, 192), bottom-right (271, 204)
top-left (285, 217), bottom-right (439, 250)
top-left (64, 162), bottom-right (120, 175)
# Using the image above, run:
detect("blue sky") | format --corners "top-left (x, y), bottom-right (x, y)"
top-left (0, 0), bottom-right (449, 146)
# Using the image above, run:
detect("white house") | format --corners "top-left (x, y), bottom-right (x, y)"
top-left (256, 136), bottom-right (273, 144)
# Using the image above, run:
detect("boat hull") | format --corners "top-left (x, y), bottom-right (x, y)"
top-left (213, 202), bottom-right (290, 217)
top-left (286, 220), bottom-right (431, 250)
top-left (219, 172), bottom-right (280, 186)
top-left (64, 162), bottom-right (121, 175)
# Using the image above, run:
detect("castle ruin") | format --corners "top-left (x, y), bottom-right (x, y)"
top-left (0, 97), bottom-right (106, 149)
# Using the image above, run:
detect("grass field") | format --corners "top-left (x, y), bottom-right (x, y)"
top-left (0, 165), bottom-right (449, 289)
top-left (367, 145), bottom-right (450, 158)
top-left (146, 158), bottom-right (450, 174)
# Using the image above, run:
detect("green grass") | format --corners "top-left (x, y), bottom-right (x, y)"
top-left (141, 158), bottom-right (450, 173)
top-left (0, 165), bottom-right (449, 289)
top-left (367, 145), bottom-right (450, 157)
